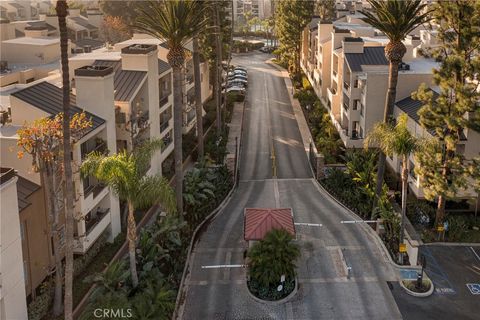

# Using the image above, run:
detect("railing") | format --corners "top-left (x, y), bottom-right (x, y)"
top-left (81, 140), bottom-right (107, 160)
top-left (343, 102), bottom-right (349, 111)
top-left (343, 81), bottom-right (350, 91)
top-left (85, 208), bottom-right (110, 236)
top-left (132, 110), bottom-right (149, 132)
top-left (186, 74), bottom-right (194, 84)
top-left (162, 134), bottom-right (173, 151)
top-left (351, 130), bottom-right (359, 140)
top-left (159, 95), bottom-right (169, 108)
top-left (83, 182), bottom-right (106, 198)
top-left (160, 118), bottom-right (171, 133)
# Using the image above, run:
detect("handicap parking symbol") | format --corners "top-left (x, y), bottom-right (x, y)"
top-left (466, 283), bottom-right (480, 295)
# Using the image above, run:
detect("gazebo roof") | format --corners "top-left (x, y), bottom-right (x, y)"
top-left (244, 208), bottom-right (295, 241)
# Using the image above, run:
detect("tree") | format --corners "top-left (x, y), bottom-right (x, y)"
top-left (99, 0), bottom-right (147, 32)
top-left (413, 1), bottom-right (480, 227)
top-left (315, 0), bottom-right (335, 22)
top-left (361, 0), bottom-right (430, 207)
top-left (101, 16), bottom-right (131, 44)
top-left (55, 1), bottom-right (76, 318)
top-left (365, 114), bottom-right (422, 263)
top-left (81, 140), bottom-right (176, 287)
top-left (247, 229), bottom-right (300, 288)
top-left (275, 0), bottom-right (314, 80)
top-left (17, 113), bottom-right (92, 317)
top-left (135, 0), bottom-right (209, 215)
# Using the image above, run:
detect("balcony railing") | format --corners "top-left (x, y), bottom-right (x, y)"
top-left (85, 208), bottom-right (110, 236)
top-left (343, 102), bottom-right (349, 111)
top-left (81, 139), bottom-right (107, 160)
top-left (186, 74), bottom-right (194, 85)
top-left (162, 134), bottom-right (173, 151)
top-left (160, 118), bottom-right (171, 133)
top-left (343, 81), bottom-right (350, 91)
top-left (132, 110), bottom-right (149, 133)
top-left (159, 95), bottom-right (169, 108)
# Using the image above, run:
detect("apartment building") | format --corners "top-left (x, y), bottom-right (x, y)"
top-left (112, 35), bottom-right (212, 135)
top-left (302, 17), bottom-right (436, 148)
top-left (69, 43), bottom-right (176, 169)
top-left (392, 93), bottom-right (480, 203)
top-left (0, 168), bottom-right (28, 320)
top-left (2, 77), bottom-right (121, 254)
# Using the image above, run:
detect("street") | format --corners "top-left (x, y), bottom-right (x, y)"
top-left (180, 52), bottom-right (402, 320)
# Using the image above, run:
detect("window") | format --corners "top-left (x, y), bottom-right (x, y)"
top-left (360, 103), bottom-right (364, 116)
top-left (353, 100), bottom-right (360, 110)
top-left (354, 79), bottom-right (359, 88)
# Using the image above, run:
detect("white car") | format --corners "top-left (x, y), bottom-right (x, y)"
top-left (225, 86), bottom-right (246, 93)
top-left (228, 70), bottom-right (247, 77)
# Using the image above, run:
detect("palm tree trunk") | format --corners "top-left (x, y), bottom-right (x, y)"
top-left (374, 61), bottom-right (400, 208)
top-left (56, 1), bottom-right (74, 318)
top-left (399, 154), bottom-right (408, 264)
top-left (435, 195), bottom-right (446, 229)
top-left (127, 202), bottom-right (139, 287)
top-left (43, 167), bottom-right (62, 317)
top-left (173, 65), bottom-right (184, 214)
top-left (214, 6), bottom-right (223, 136)
top-left (193, 36), bottom-right (204, 159)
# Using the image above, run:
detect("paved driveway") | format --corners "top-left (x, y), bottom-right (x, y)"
top-left (180, 53), bottom-right (401, 320)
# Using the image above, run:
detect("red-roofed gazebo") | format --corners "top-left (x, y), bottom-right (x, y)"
top-left (244, 208), bottom-right (296, 242)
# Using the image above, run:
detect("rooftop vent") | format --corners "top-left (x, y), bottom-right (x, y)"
top-left (121, 44), bottom-right (157, 55)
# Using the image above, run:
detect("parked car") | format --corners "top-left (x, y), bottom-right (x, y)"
top-left (225, 86), bottom-right (246, 94)
top-left (228, 80), bottom-right (248, 87)
top-left (228, 70), bottom-right (247, 77)
top-left (228, 74), bottom-right (248, 82)
top-left (260, 46), bottom-right (276, 53)
top-left (234, 66), bottom-right (247, 72)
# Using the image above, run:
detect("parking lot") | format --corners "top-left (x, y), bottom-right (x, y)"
top-left (391, 245), bottom-right (480, 320)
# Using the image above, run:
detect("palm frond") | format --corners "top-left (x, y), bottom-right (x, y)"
top-left (134, 138), bottom-right (163, 175)
top-left (134, 175), bottom-right (177, 214)
top-left (361, 0), bottom-right (430, 42)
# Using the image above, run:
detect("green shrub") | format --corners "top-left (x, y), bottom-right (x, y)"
top-left (302, 75), bottom-right (312, 90)
top-left (27, 280), bottom-right (53, 320)
top-left (247, 229), bottom-right (300, 288)
top-left (73, 232), bottom-right (108, 277)
top-left (446, 215), bottom-right (468, 241)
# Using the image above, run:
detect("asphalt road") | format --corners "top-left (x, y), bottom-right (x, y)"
top-left (180, 52), bottom-right (402, 320)
top-left (391, 245), bottom-right (480, 320)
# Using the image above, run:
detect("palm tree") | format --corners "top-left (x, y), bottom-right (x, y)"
top-left (135, 0), bottom-right (209, 215)
top-left (247, 229), bottom-right (300, 288)
top-left (361, 0), bottom-right (430, 207)
top-left (55, 1), bottom-right (74, 318)
top-left (192, 35), bottom-right (204, 158)
top-left (81, 140), bottom-right (176, 287)
top-left (365, 113), bottom-right (421, 264)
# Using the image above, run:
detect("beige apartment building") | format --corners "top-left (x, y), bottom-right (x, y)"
top-left (301, 17), bottom-right (436, 148)
top-left (113, 34), bottom-right (212, 135)
top-left (392, 94), bottom-right (480, 203)
top-left (302, 14), bottom-right (479, 203)
top-left (0, 168), bottom-right (28, 320)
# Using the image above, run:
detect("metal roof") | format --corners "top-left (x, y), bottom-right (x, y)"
top-left (93, 60), bottom-right (147, 102)
top-left (11, 82), bottom-right (105, 134)
top-left (74, 38), bottom-right (105, 49)
top-left (17, 175), bottom-right (40, 212)
top-left (27, 20), bottom-right (56, 32)
top-left (244, 208), bottom-right (295, 241)
top-left (345, 46), bottom-right (388, 72)
top-left (394, 91), bottom-right (467, 139)
top-left (8, 2), bottom-right (24, 9)
top-left (158, 58), bottom-right (171, 75)
top-left (69, 16), bottom-right (97, 31)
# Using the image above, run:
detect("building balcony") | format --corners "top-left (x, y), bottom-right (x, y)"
top-left (159, 95), bottom-right (170, 109)
top-left (182, 107), bottom-right (196, 134)
top-left (160, 117), bottom-right (172, 134)
top-left (81, 138), bottom-right (107, 160)
top-left (74, 208), bottom-right (111, 253)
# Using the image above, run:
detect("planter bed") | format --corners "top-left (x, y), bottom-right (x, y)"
top-left (247, 277), bottom-right (295, 301)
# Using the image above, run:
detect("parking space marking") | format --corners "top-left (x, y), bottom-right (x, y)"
top-left (470, 247), bottom-right (480, 261)
top-left (422, 247), bottom-right (456, 295)
top-left (466, 283), bottom-right (480, 295)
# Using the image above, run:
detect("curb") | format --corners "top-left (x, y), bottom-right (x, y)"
top-left (399, 278), bottom-right (434, 297)
top-left (246, 277), bottom-right (298, 306)
top-left (422, 242), bottom-right (480, 247)
top-left (173, 92), bottom-right (247, 320)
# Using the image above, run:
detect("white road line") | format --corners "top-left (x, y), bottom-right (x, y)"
top-left (201, 264), bottom-right (245, 269)
top-left (470, 246), bottom-right (480, 261)
top-left (341, 220), bottom-right (378, 224)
